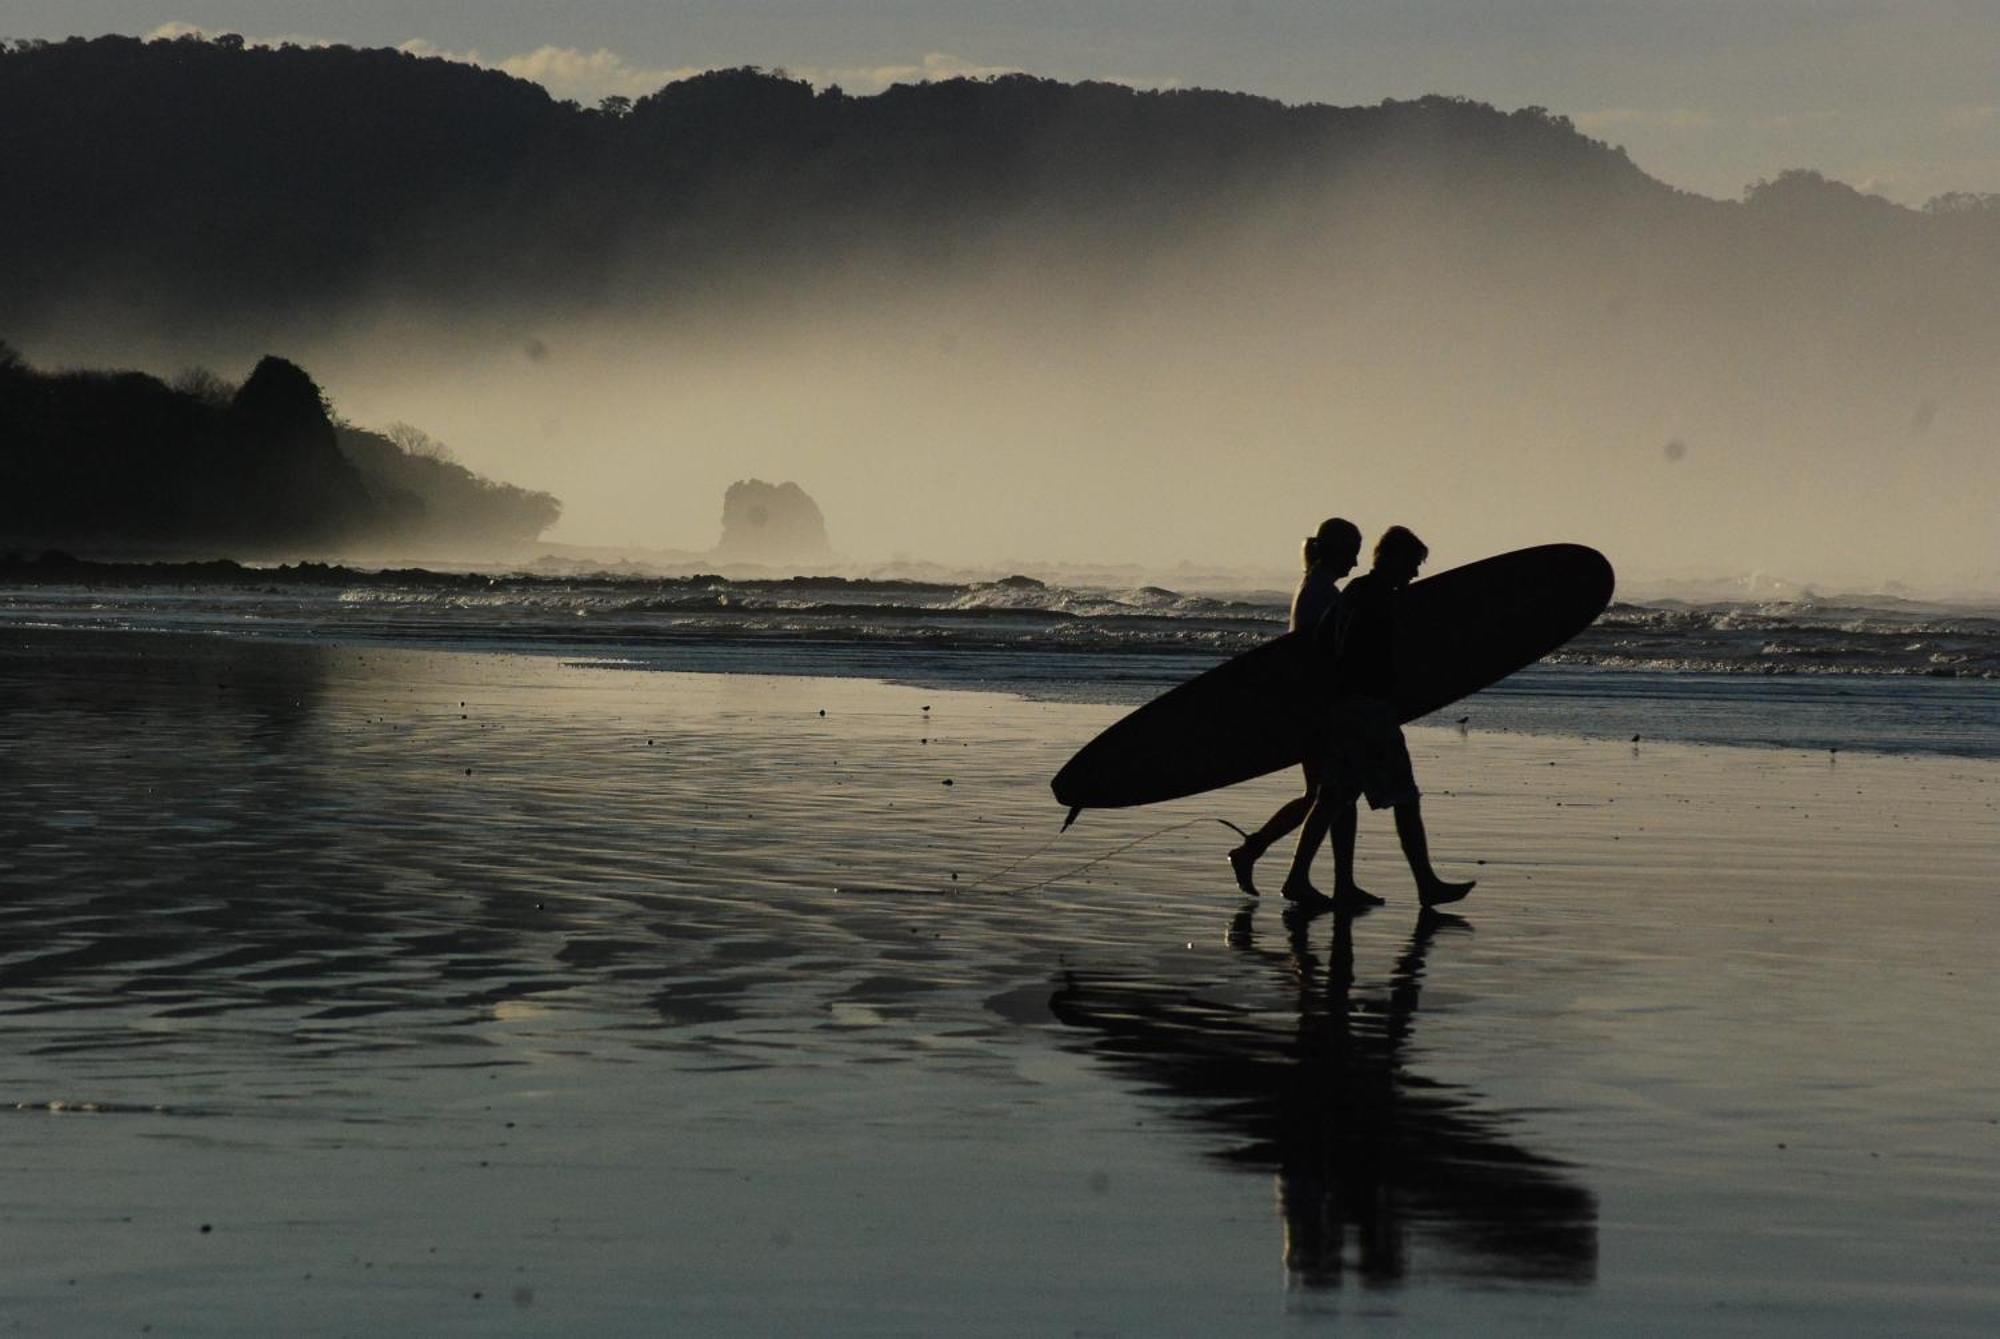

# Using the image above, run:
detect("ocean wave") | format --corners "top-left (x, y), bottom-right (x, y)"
top-left (7, 566), bottom-right (2000, 678)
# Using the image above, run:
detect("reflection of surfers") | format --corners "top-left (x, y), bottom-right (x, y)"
top-left (1228, 517), bottom-right (1363, 897)
top-left (1280, 526), bottom-right (1477, 910)
top-left (1269, 906), bottom-right (1444, 1286)
top-left (1050, 906), bottom-right (1596, 1290)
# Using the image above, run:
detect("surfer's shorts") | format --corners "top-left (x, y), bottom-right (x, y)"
top-left (1325, 698), bottom-right (1420, 811)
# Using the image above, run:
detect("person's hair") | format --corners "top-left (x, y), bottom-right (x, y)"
top-left (1301, 517), bottom-right (1362, 570)
top-left (1373, 525), bottom-right (1428, 569)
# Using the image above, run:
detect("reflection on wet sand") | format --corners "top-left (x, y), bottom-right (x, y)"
top-left (1051, 907), bottom-right (1597, 1289)
top-left (0, 633), bottom-right (572, 1037)
top-left (0, 629), bottom-right (1173, 1058)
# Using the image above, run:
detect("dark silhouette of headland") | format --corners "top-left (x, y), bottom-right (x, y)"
top-left (0, 344), bottom-right (559, 558)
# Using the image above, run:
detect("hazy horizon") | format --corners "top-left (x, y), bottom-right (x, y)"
top-left (22, 232), bottom-right (1996, 597)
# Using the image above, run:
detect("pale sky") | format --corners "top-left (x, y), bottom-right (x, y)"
top-left (12, 1), bottom-right (2000, 206)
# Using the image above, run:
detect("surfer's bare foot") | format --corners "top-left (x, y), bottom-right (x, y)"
top-left (1228, 845), bottom-right (1261, 897)
top-left (1331, 882), bottom-right (1385, 908)
top-left (1418, 878), bottom-right (1476, 908)
top-left (1280, 878), bottom-right (1334, 909)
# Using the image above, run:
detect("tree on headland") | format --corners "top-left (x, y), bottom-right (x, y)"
top-left (1923, 191), bottom-right (2000, 228)
top-left (386, 421), bottom-right (454, 463)
top-left (338, 421), bottom-right (560, 550)
top-left (170, 366), bottom-right (234, 407)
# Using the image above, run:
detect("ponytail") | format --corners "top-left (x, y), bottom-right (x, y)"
top-left (1305, 517), bottom-right (1361, 572)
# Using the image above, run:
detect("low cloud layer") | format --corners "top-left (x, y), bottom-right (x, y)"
top-left (145, 23), bottom-right (1173, 105)
top-left (396, 39), bottom-right (706, 102)
top-left (400, 41), bottom-right (1180, 102)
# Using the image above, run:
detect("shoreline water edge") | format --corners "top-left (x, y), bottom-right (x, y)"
top-left (4, 564), bottom-right (1998, 759)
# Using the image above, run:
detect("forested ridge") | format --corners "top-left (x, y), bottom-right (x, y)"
top-left (6, 34), bottom-right (1999, 343)
top-left (0, 31), bottom-right (1705, 328)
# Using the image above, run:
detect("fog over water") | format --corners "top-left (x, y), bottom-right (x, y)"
top-left (46, 278), bottom-right (1999, 593)
top-left (281, 245), bottom-right (1998, 597)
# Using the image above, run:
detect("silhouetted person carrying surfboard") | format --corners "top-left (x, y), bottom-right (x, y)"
top-left (1279, 526), bottom-right (1477, 910)
top-left (1229, 517), bottom-right (1363, 895)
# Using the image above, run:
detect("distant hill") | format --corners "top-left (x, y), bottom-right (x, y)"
top-left (5, 34), bottom-right (1998, 369)
top-left (0, 32), bottom-right (1673, 332)
top-left (0, 345), bottom-right (559, 558)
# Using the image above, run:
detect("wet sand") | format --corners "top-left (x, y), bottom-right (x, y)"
top-left (1, 628), bottom-right (1996, 1334)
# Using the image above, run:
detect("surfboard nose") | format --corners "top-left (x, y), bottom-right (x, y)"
top-left (1568, 543), bottom-right (1617, 607)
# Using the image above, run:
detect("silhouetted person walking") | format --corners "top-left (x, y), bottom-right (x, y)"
top-left (1280, 526), bottom-right (1476, 909)
top-left (1229, 517), bottom-right (1363, 895)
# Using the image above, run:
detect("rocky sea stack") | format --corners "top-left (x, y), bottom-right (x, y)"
top-left (713, 479), bottom-right (832, 566)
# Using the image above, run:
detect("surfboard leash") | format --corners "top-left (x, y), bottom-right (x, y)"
top-left (954, 821), bottom-right (1075, 894)
top-left (980, 815), bottom-right (1212, 897)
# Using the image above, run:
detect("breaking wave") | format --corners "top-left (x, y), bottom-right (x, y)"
top-left (4, 567), bottom-right (1998, 678)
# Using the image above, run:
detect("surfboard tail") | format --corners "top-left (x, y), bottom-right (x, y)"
top-left (1062, 806), bottom-right (1081, 831)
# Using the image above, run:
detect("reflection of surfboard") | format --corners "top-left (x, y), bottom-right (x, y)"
top-left (1052, 544), bottom-right (1614, 814)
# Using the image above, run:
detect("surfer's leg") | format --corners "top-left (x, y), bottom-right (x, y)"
top-left (1230, 783), bottom-right (1315, 895)
top-left (1278, 786), bottom-right (1338, 906)
top-left (1236, 761), bottom-right (1319, 896)
top-left (1251, 793), bottom-right (1315, 850)
top-left (1392, 799), bottom-right (1475, 907)
top-left (1327, 796), bottom-right (1382, 906)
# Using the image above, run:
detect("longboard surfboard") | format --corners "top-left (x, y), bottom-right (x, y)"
top-left (1051, 543), bottom-right (1614, 815)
